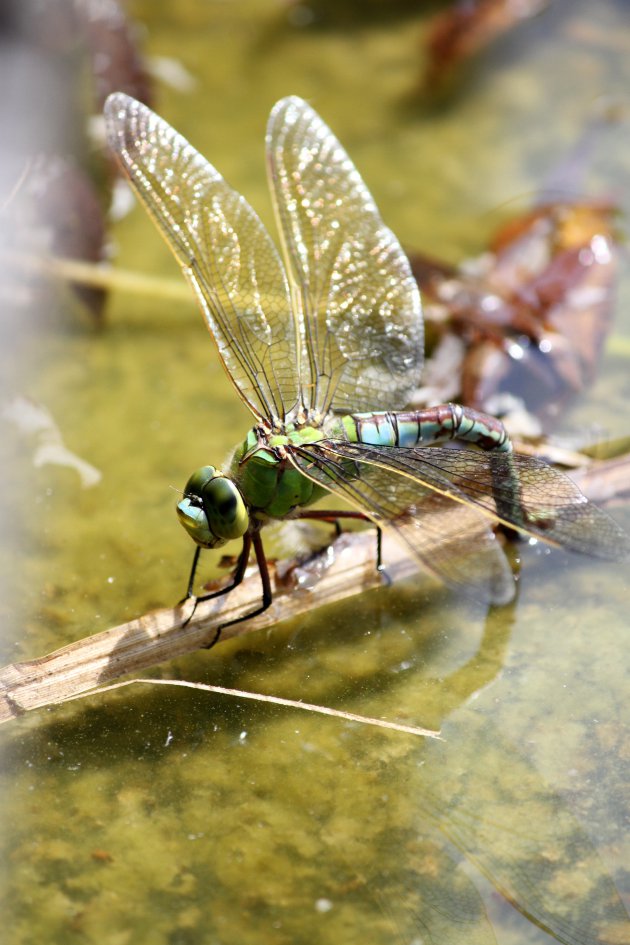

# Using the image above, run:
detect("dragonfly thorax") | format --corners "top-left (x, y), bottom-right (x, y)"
top-left (176, 465), bottom-right (249, 549)
top-left (225, 425), bottom-right (329, 522)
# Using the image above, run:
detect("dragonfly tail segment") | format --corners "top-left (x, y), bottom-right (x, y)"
top-left (338, 403), bottom-right (512, 453)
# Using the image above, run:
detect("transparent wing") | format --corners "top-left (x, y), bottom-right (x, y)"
top-left (299, 441), bottom-right (630, 560)
top-left (267, 96), bottom-right (423, 417)
top-left (105, 93), bottom-right (300, 423)
top-left (291, 444), bottom-right (516, 606)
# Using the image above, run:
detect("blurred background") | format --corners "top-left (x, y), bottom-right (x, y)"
top-left (1, 2), bottom-right (629, 943)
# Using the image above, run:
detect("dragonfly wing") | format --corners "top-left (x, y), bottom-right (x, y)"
top-left (291, 443), bottom-right (515, 606)
top-left (267, 97), bottom-right (423, 417)
top-left (105, 93), bottom-right (300, 423)
top-left (307, 442), bottom-right (630, 560)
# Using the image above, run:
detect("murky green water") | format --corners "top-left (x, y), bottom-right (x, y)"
top-left (1, 1), bottom-right (629, 942)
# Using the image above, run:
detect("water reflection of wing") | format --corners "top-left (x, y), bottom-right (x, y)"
top-left (417, 717), bottom-right (630, 943)
top-left (371, 837), bottom-right (495, 945)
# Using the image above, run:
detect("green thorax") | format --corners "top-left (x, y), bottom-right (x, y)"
top-left (228, 423), bottom-right (330, 521)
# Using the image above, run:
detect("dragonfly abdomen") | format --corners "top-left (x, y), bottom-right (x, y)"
top-left (340, 404), bottom-right (512, 452)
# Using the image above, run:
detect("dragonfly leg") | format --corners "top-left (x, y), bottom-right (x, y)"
top-left (204, 531), bottom-right (273, 650)
top-left (183, 545), bottom-right (202, 601)
top-left (294, 509), bottom-right (369, 528)
top-left (179, 534), bottom-right (252, 629)
top-left (376, 526), bottom-right (384, 572)
top-left (197, 533), bottom-right (252, 604)
top-left (178, 545), bottom-right (204, 626)
top-left (295, 510), bottom-right (386, 573)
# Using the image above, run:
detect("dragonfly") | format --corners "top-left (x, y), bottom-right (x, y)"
top-left (105, 93), bottom-right (629, 646)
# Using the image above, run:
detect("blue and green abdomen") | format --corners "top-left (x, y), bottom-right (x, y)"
top-left (329, 405), bottom-right (511, 453)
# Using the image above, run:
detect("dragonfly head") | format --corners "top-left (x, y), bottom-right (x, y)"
top-left (176, 466), bottom-right (248, 548)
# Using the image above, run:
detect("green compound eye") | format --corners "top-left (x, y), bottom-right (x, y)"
top-left (176, 467), bottom-right (248, 548)
top-left (203, 477), bottom-right (248, 540)
top-left (182, 465), bottom-right (218, 498)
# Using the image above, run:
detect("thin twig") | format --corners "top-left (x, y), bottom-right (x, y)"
top-left (62, 678), bottom-right (442, 739)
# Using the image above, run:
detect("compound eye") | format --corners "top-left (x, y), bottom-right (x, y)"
top-left (176, 496), bottom-right (218, 548)
top-left (203, 477), bottom-right (248, 541)
top-left (176, 466), bottom-right (225, 549)
top-left (183, 466), bottom-right (218, 498)
top-left (208, 477), bottom-right (237, 516)
top-left (176, 467), bottom-right (248, 547)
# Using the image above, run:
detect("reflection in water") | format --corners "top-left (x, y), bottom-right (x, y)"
top-left (376, 850), bottom-right (494, 945)
top-left (385, 715), bottom-right (630, 944)
top-left (290, 596), bottom-right (630, 944)
top-left (1, 588), bottom-right (628, 944)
